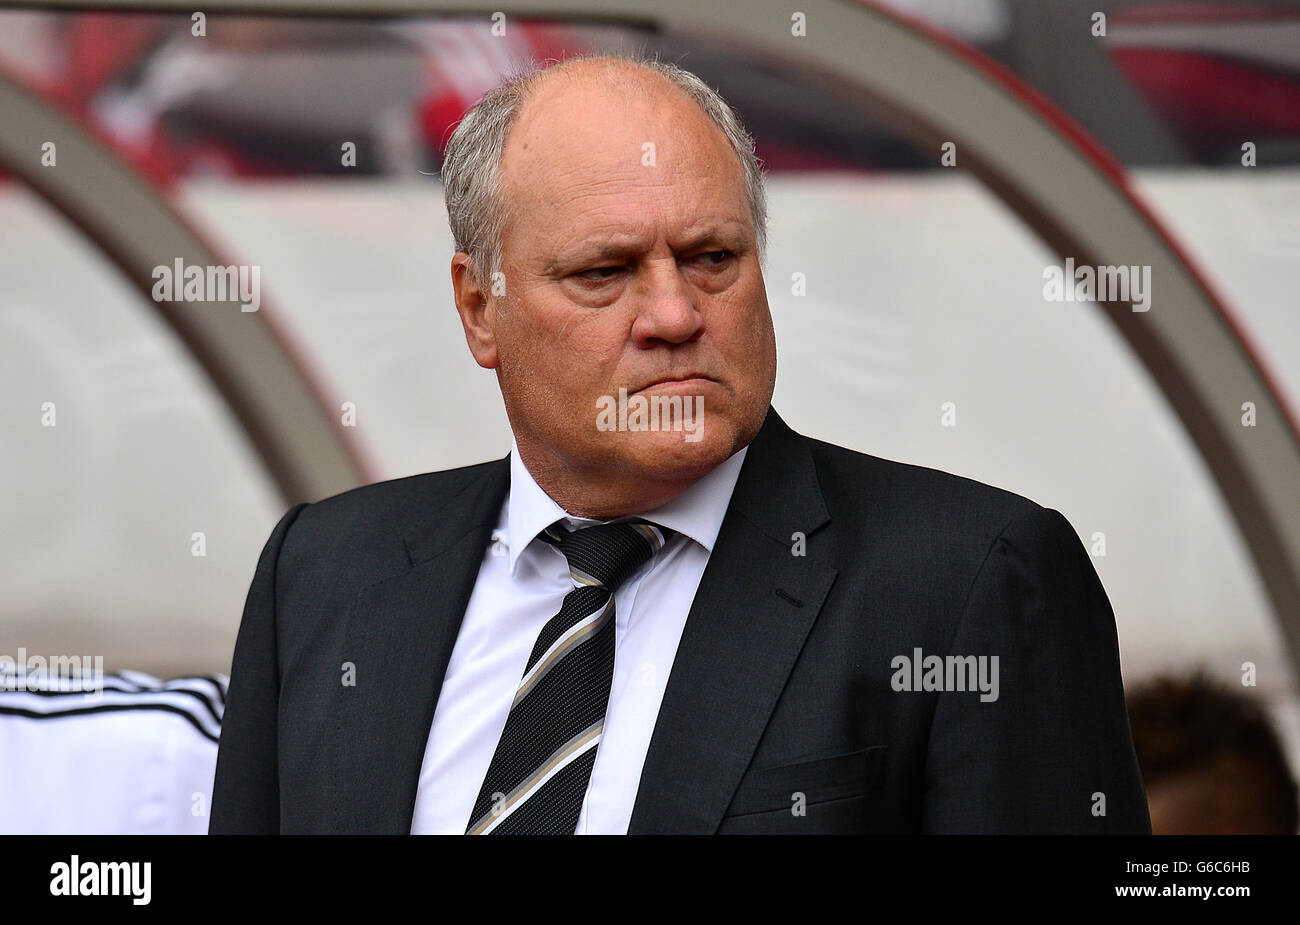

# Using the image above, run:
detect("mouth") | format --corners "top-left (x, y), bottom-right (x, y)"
top-left (638, 374), bottom-right (713, 392)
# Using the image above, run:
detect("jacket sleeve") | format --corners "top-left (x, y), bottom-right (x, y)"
top-left (920, 505), bottom-right (1151, 833)
top-left (209, 502), bottom-right (309, 834)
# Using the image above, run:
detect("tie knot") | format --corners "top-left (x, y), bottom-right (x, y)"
top-left (540, 518), bottom-right (674, 590)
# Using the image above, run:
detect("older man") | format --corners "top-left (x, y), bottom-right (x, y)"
top-left (210, 54), bottom-right (1150, 834)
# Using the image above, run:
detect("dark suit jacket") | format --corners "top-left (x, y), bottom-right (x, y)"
top-left (210, 406), bottom-right (1150, 834)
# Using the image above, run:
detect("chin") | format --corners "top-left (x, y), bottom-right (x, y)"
top-left (607, 426), bottom-right (738, 481)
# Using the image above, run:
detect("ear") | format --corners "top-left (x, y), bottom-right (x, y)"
top-left (451, 253), bottom-right (499, 369)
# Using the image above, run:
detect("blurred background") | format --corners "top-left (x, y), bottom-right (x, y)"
top-left (0, 0), bottom-right (1297, 833)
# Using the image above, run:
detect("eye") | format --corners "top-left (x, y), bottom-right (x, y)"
top-left (693, 250), bottom-right (734, 267)
top-left (574, 265), bottom-right (626, 283)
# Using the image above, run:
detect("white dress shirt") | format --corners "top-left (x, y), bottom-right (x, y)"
top-left (410, 440), bottom-right (748, 834)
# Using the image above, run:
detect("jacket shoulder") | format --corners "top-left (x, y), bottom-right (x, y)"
top-left (802, 435), bottom-right (1047, 537)
top-left (304, 457), bottom-right (504, 526)
top-left (272, 456), bottom-right (507, 581)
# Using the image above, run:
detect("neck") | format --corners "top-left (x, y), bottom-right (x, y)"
top-left (515, 438), bottom-right (711, 520)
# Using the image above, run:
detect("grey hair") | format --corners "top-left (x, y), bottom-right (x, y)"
top-left (440, 52), bottom-right (768, 287)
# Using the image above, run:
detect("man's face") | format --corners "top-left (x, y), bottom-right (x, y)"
top-left (471, 67), bottom-right (777, 498)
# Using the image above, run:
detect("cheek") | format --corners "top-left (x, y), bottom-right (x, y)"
top-left (722, 286), bottom-right (775, 353)
top-left (500, 301), bottom-right (622, 389)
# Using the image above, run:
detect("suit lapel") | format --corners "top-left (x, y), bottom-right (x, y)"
top-left (628, 408), bottom-right (837, 834)
top-left (330, 457), bottom-right (509, 834)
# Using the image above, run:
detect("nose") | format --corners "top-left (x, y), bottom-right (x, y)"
top-left (629, 257), bottom-right (704, 347)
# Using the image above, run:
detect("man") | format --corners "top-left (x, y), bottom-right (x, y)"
top-left (210, 54), bottom-right (1150, 834)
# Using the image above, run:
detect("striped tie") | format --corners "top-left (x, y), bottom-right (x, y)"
top-left (465, 517), bottom-right (674, 835)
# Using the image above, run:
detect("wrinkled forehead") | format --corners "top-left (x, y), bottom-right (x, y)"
top-left (496, 67), bottom-right (750, 246)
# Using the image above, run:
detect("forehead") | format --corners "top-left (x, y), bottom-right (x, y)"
top-left (497, 67), bottom-right (751, 255)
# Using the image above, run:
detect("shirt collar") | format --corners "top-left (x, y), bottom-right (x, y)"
top-left (504, 438), bottom-right (749, 578)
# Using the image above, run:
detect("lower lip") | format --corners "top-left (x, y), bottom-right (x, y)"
top-left (640, 378), bottom-right (712, 393)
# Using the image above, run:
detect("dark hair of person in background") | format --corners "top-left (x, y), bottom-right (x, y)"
top-left (1128, 671), bottom-right (1299, 835)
